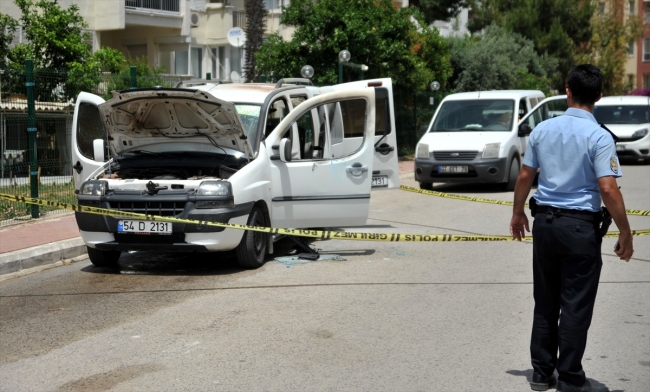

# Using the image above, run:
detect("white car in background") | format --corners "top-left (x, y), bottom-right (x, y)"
top-left (594, 96), bottom-right (650, 164)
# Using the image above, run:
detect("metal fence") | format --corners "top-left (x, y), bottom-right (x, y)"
top-left (0, 66), bottom-right (189, 226)
top-left (1, 69), bottom-right (75, 226)
top-left (393, 87), bottom-right (444, 157)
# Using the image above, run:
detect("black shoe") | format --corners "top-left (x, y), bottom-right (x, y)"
top-left (530, 372), bottom-right (557, 391)
top-left (557, 379), bottom-right (592, 392)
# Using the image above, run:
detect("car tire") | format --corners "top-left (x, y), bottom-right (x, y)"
top-left (419, 182), bottom-right (433, 190)
top-left (235, 206), bottom-right (268, 269)
top-left (504, 157), bottom-right (520, 192)
top-left (87, 246), bottom-right (120, 269)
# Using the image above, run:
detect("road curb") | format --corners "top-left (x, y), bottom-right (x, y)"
top-left (0, 238), bottom-right (87, 276)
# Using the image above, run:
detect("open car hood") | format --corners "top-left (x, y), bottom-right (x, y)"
top-left (98, 88), bottom-right (252, 157)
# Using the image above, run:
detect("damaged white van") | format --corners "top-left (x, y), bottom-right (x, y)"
top-left (71, 79), bottom-right (399, 269)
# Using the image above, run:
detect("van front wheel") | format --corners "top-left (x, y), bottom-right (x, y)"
top-left (235, 206), bottom-right (268, 269)
top-left (504, 158), bottom-right (520, 192)
top-left (87, 246), bottom-right (120, 269)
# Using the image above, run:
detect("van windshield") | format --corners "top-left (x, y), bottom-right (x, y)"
top-left (431, 99), bottom-right (515, 132)
top-left (235, 104), bottom-right (262, 139)
top-left (594, 105), bottom-right (650, 124)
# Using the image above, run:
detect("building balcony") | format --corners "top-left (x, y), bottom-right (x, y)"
top-left (124, 0), bottom-right (183, 29)
top-left (125, 0), bottom-right (180, 14)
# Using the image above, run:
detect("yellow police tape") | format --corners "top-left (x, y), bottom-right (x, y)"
top-left (1, 193), bottom-right (648, 242)
top-left (400, 185), bottom-right (650, 217)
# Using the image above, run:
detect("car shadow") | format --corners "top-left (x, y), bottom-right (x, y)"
top-left (81, 250), bottom-right (248, 276)
top-left (428, 182), bottom-right (529, 194)
top-left (506, 369), bottom-right (622, 391)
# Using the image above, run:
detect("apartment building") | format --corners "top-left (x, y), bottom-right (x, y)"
top-left (638, 1), bottom-right (650, 88)
top-left (1, 0), bottom-right (294, 82)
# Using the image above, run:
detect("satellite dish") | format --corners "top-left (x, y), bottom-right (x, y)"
top-left (227, 27), bottom-right (246, 47)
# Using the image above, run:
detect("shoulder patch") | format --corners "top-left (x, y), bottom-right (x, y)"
top-left (610, 156), bottom-right (619, 173)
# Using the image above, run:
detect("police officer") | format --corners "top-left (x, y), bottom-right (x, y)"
top-left (509, 64), bottom-right (634, 392)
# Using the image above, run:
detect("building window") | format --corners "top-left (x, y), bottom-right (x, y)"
top-left (645, 1), bottom-right (650, 23)
top-left (630, 1), bottom-right (636, 14)
top-left (191, 47), bottom-right (203, 78)
top-left (599, 2), bottom-right (606, 17)
top-left (174, 50), bottom-right (189, 75)
top-left (644, 74), bottom-right (650, 88)
top-left (629, 42), bottom-right (635, 55)
top-left (644, 37), bottom-right (650, 61)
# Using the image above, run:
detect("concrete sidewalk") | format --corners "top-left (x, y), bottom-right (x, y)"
top-left (0, 161), bottom-right (417, 278)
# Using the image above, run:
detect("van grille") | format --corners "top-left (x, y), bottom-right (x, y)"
top-left (110, 201), bottom-right (187, 217)
top-left (433, 151), bottom-right (478, 161)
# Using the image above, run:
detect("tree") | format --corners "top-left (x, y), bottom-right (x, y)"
top-left (256, 0), bottom-right (452, 92)
top-left (467, 0), bottom-right (596, 90)
top-left (409, 0), bottom-right (471, 25)
top-left (244, 0), bottom-right (267, 82)
top-left (574, 0), bottom-right (643, 95)
top-left (14, 0), bottom-right (92, 70)
top-left (0, 13), bottom-right (18, 70)
top-left (449, 24), bottom-right (558, 93)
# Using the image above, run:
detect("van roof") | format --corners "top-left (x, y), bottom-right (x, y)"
top-left (596, 96), bottom-right (650, 106)
top-left (443, 90), bottom-right (545, 101)
top-left (190, 83), bottom-right (280, 104)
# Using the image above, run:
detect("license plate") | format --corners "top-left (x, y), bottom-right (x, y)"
top-left (438, 165), bottom-right (468, 173)
top-left (118, 220), bottom-right (172, 234)
top-left (372, 175), bottom-right (388, 187)
top-left (616, 145), bottom-right (626, 152)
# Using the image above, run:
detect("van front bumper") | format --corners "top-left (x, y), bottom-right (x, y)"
top-left (414, 157), bottom-right (509, 184)
top-left (75, 200), bottom-right (254, 252)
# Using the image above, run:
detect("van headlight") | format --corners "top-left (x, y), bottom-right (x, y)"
top-left (197, 181), bottom-right (231, 196)
top-left (80, 180), bottom-right (108, 196)
top-left (632, 129), bottom-right (648, 139)
top-left (482, 143), bottom-right (501, 159)
top-left (416, 143), bottom-right (430, 159)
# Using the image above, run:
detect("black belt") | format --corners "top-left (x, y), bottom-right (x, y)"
top-left (536, 205), bottom-right (601, 223)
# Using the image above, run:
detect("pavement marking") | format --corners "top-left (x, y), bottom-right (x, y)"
top-left (2, 281), bottom-right (649, 298)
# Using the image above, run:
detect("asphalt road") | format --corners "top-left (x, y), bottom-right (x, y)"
top-left (1, 164), bottom-right (648, 392)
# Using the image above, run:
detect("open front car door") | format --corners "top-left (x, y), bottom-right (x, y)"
top-left (71, 92), bottom-right (107, 190)
top-left (267, 88), bottom-right (376, 228)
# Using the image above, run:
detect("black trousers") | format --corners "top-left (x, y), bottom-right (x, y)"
top-left (530, 213), bottom-right (603, 386)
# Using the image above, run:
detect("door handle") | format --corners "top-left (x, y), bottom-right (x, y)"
top-left (73, 161), bottom-right (83, 174)
top-left (375, 143), bottom-right (394, 155)
top-left (346, 162), bottom-right (368, 176)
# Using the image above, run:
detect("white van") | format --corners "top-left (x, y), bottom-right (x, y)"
top-left (71, 79), bottom-right (399, 269)
top-left (414, 90), bottom-right (545, 191)
top-left (594, 96), bottom-right (650, 164)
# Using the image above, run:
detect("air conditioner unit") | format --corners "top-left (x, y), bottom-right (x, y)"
top-left (190, 13), bottom-right (200, 27)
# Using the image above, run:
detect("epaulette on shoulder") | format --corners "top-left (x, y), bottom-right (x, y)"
top-left (599, 123), bottom-right (619, 144)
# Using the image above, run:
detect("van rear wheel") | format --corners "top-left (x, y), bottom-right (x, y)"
top-left (87, 246), bottom-right (120, 269)
top-left (235, 206), bottom-right (268, 269)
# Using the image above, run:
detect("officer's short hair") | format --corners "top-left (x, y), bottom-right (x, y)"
top-left (567, 64), bottom-right (603, 105)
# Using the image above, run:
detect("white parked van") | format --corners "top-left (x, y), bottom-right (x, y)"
top-left (414, 90), bottom-right (545, 191)
top-left (71, 79), bottom-right (399, 269)
top-left (594, 96), bottom-right (650, 164)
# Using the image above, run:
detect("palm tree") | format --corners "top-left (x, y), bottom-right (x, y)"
top-left (244, 0), bottom-right (267, 82)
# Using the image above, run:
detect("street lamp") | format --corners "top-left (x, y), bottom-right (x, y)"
top-left (338, 50), bottom-right (350, 84)
top-left (338, 50), bottom-right (369, 83)
top-left (301, 65), bottom-right (314, 79)
top-left (430, 81), bottom-right (440, 106)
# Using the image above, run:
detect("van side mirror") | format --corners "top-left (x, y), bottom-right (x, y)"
top-left (93, 139), bottom-right (106, 161)
top-left (279, 138), bottom-right (292, 162)
top-left (518, 123), bottom-right (532, 137)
